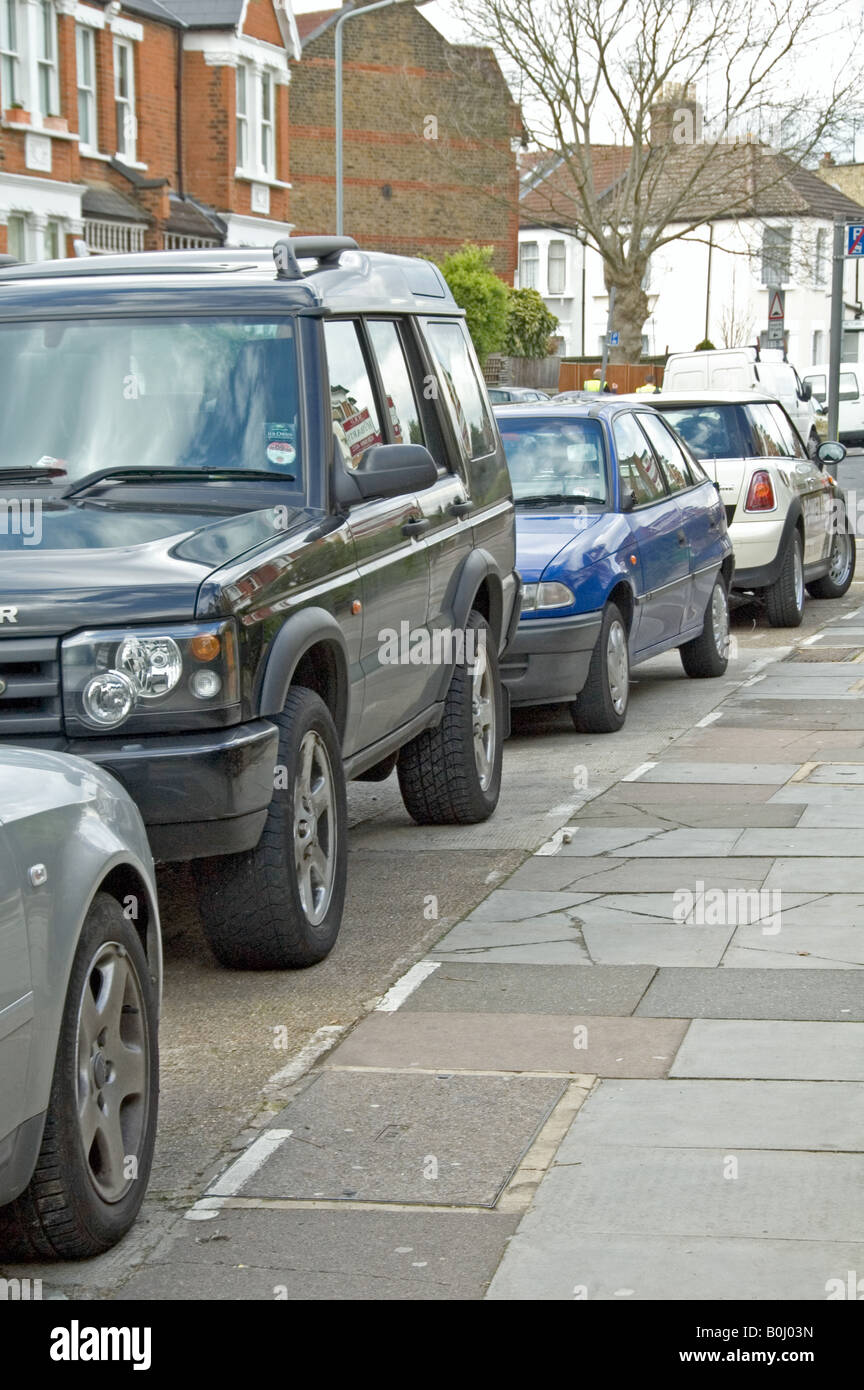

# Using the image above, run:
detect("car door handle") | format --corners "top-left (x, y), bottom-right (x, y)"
top-left (402, 516), bottom-right (430, 538)
top-left (451, 498), bottom-right (472, 517)
top-left (677, 529), bottom-right (688, 546)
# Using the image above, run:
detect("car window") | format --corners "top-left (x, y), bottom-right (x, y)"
top-left (636, 412), bottom-right (693, 491)
top-left (660, 404), bottom-right (748, 460)
top-left (747, 402), bottom-right (796, 459)
top-left (487, 388), bottom-right (509, 403)
top-left (766, 402), bottom-right (807, 460)
top-left (497, 416), bottom-right (608, 503)
top-left (324, 319), bottom-right (383, 469)
top-left (366, 320), bottom-right (425, 449)
top-left (613, 412), bottom-right (668, 506)
top-left (425, 321), bottom-right (496, 459)
top-left (840, 372), bottom-right (860, 401)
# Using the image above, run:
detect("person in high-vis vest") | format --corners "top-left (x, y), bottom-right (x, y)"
top-left (635, 372), bottom-right (660, 393)
top-left (583, 368), bottom-right (604, 391)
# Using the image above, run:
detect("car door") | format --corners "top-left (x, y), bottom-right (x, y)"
top-left (365, 317), bottom-right (467, 711)
top-left (751, 402), bottom-right (830, 567)
top-left (613, 411), bottom-right (689, 652)
top-left (0, 821), bottom-right (32, 1147)
top-left (325, 318), bottom-right (431, 749)
top-left (637, 410), bottom-right (727, 630)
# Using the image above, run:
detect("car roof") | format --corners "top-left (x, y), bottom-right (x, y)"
top-left (0, 237), bottom-right (461, 317)
top-left (493, 399), bottom-right (652, 421)
top-left (618, 389), bottom-right (781, 406)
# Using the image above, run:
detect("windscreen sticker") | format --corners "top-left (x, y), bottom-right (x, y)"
top-left (266, 423), bottom-right (296, 469)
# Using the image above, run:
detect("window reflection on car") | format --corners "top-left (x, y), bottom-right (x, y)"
top-left (498, 416), bottom-right (608, 504)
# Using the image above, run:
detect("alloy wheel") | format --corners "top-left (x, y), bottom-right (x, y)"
top-left (294, 730), bottom-right (337, 926)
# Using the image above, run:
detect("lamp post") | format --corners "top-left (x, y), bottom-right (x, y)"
top-left (335, 0), bottom-right (429, 235)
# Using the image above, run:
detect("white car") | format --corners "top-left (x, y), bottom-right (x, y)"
top-left (802, 364), bottom-right (864, 448)
top-left (662, 347), bottom-right (823, 457)
top-left (646, 391), bottom-right (855, 626)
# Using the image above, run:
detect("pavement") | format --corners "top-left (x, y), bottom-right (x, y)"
top-left (6, 552), bottom-right (864, 1302)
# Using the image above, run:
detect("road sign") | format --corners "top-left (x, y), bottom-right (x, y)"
top-left (759, 328), bottom-right (785, 350)
top-left (767, 287), bottom-right (785, 323)
top-left (846, 224), bottom-right (864, 257)
top-left (608, 331), bottom-right (619, 346)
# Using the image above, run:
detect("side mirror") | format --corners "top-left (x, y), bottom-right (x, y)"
top-left (621, 487), bottom-right (637, 512)
top-left (817, 440), bottom-right (846, 467)
top-left (352, 443), bottom-right (438, 500)
top-left (800, 380), bottom-right (812, 401)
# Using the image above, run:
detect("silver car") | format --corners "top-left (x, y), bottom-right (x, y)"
top-left (0, 748), bottom-right (161, 1259)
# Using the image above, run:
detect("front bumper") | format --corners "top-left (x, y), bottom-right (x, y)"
top-left (74, 720), bottom-right (279, 861)
top-left (501, 609), bottom-right (602, 708)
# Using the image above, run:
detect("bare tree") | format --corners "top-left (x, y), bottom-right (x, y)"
top-left (451, 0), bottom-right (860, 361)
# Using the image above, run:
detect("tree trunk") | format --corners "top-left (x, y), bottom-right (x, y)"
top-left (607, 278), bottom-right (650, 364)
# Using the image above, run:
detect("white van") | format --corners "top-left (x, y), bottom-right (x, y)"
top-left (662, 347), bottom-right (822, 455)
top-left (801, 363), bottom-right (864, 447)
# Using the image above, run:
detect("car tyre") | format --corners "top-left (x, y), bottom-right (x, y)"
top-left (398, 611), bottom-right (502, 824)
top-left (0, 894), bottom-right (158, 1260)
top-left (680, 575), bottom-right (730, 678)
top-left (806, 522), bottom-right (856, 600)
top-left (763, 530), bottom-right (805, 628)
top-left (571, 601), bottom-right (629, 733)
top-left (198, 687), bottom-right (347, 969)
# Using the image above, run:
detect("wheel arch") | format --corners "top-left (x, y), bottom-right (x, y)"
top-left (256, 607), bottom-right (350, 744)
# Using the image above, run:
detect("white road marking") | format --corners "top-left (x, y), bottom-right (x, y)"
top-left (695, 710), bottom-right (723, 727)
top-left (376, 961), bottom-right (440, 1012)
top-left (621, 761), bottom-right (656, 782)
top-left (268, 1023), bottom-right (346, 1087)
top-left (536, 826), bottom-right (579, 855)
top-left (185, 1129), bottom-right (295, 1218)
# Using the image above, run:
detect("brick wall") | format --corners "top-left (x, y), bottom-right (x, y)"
top-left (288, 7), bottom-right (520, 280)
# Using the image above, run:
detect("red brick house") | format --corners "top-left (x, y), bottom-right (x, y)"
top-left (289, 2), bottom-right (521, 279)
top-left (0, 0), bottom-right (300, 258)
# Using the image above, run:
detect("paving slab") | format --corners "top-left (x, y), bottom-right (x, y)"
top-left (326, 1012), bottom-right (688, 1078)
top-left (576, 804), bottom-right (803, 828)
top-left (769, 784), bottom-right (864, 805)
top-left (635, 968), bottom-right (864, 1020)
top-left (807, 763), bottom-right (864, 784)
top-left (670, 1019), bottom-right (864, 1080)
top-left (503, 857), bottom-right (774, 894)
top-left (242, 1071), bottom-right (566, 1207)
top-left (486, 1231), bottom-right (864, 1301)
top-left (764, 859), bottom-right (864, 891)
top-left (634, 762), bottom-right (800, 784)
top-left (581, 922), bottom-right (735, 967)
top-left (554, 1079), bottom-right (864, 1155)
top-left (482, 1147), bottom-right (864, 1242)
top-left (534, 827), bottom-right (664, 856)
top-left (726, 828), bottom-right (864, 855)
top-left (467, 889), bottom-right (596, 921)
top-left (613, 828), bottom-right (744, 857)
top-left (401, 963), bottom-right (656, 1015)
top-left (724, 914), bottom-right (864, 969)
top-left (575, 890), bottom-right (813, 929)
top-left (600, 782), bottom-right (779, 803)
top-left (430, 916), bottom-right (591, 965)
top-left (116, 1208), bottom-right (520, 1301)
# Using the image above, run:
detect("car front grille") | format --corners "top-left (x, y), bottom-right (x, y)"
top-left (725, 505), bottom-right (737, 526)
top-left (0, 637), bottom-right (62, 735)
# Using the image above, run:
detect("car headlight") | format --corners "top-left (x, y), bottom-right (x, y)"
top-left (521, 581), bottom-right (575, 613)
top-left (63, 620), bottom-right (240, 734)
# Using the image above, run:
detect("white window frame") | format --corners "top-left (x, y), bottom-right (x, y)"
top-left (1, 0), bottom-right (21, 109)
top-left (761, 224), bottom-right (792, 286)
top-left (547, 239), bottom-right (566, 295)
top-left (36, 0), bottom-right (58, 116)
top-left (519, 240), bottom-right (539, 290)
top-left (113, 36), bottom-right (136, 163)
top-left (814, 226), bottom-right (828, 287)
top-left (76, 22), bottom-right (96, 150)
top-left (235, 59), bottom-right (277, 182)
top-left (6, 210), bottom-right (27, 259)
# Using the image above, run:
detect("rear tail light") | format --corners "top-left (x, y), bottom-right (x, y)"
top-left (745, 470), bottom-right (775, 511)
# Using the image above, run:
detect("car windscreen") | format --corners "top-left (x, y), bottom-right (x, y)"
top-left (0, 317), bottom-right (303, 491)
top-left (656, 404), bottom-right (749, 460)
top-left (497, 416), bottom-right (608, 504)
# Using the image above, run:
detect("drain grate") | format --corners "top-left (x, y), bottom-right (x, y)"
top-left (785, 647), bottom-right (864, 663)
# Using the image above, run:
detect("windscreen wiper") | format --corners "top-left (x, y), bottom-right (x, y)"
top-left (516, 492), bottom-right (603, 506)
top-left (64, 466), bottom-right (296, 498)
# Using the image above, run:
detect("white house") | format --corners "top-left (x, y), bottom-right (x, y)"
top-left (518, 143), bottom-right (864, 370)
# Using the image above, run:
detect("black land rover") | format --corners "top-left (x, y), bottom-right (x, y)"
top-left (0, 237), bottom-right (519, 969)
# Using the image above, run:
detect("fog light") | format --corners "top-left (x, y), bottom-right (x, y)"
top-left (190, 669), bottom-right (222, 700)
top-left (82, 670), bottom-right (137, 728)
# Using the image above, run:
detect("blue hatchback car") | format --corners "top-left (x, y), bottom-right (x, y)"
top-left (495, 401), bottom-right (734, 732)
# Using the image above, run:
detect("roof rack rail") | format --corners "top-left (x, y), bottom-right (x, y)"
top-left (273, 236), bottom-right (358, 280)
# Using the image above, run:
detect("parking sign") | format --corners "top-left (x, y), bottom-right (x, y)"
top-left (847, 225), bottom-right (864, 257)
